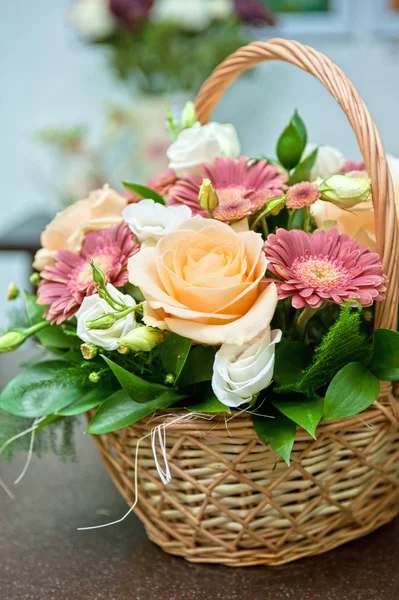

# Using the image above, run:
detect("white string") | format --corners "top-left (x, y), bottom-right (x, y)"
top-left (78, 412), bottom-right (214, 532)
top-left (0, 415), bottom-right (48, 457)
top-left (0, 475), bottom-right (15, 499)
top-left (14, 418), bottom-right (41, 485)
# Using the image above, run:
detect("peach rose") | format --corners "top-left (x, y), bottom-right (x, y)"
top-left (128, 216), bottom-right (277, 345)
top-left (33, 185), bottom-right (127, 270)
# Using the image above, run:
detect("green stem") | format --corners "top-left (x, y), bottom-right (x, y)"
top-left (287, 210), bottom-right (295, 230)
top-left (260, 217), bottom-right (269, 239)
top-left (25, 321), bottom-right (51, 336)
top-left (303, 207), bottom-right (311, 232)
top-left (296, 306), bottom-right (318, 340)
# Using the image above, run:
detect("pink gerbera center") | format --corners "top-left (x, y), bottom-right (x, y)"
top-left (292, 256), bottom-right (350, 291)
top-left (75, 254), bottom-right (115, 287)
top-left (286, 182), bottom-right (320, 209)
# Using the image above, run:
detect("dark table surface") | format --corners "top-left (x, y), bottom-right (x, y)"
top-left (0, 417), bottom-right (398, 600)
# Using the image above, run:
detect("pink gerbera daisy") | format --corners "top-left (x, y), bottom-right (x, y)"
top-left (38, 223), bottom-right (139, 324)
top-left (264, 228), bottom-right (386, 309)
top-left (147, 168), bottom-right (178, 197)
top-left (167, 157), bottom-right (288, 219)
top-left (286, 182), bottom-right (320, 209)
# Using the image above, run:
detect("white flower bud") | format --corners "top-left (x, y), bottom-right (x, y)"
top-left (319, 174), bottom-right (372, 209)
top-left (119, 327), bottom-right (165, 352)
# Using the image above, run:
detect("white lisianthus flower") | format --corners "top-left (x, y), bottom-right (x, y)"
top-left (123, 199), bottom-right (192, 245)
top-left (305, 143), bottom-right (345, 181)
top-left (76, 285), bottom-right (136, 351)
top-left (319, 173), bottom-right (371, 209)
top-left (212, 327), bottom-right (282, 408)
top-left (167, 122), bottom-right (241, 176)
top-left (68, 0), bottom-right (116, 41)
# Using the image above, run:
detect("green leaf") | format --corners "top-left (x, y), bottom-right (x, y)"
top-left (58, 388), bottom-right (111, 416)
top-left (323, 362), bottom-right (380, 421)
top-left (276, 111), bottom-right (307, 171)
top-left (122, 182), bottom-right (165, 205)
top-left (369, 328), bottom-right (399, 381)
top-left (159, 333), bottom-right (192, 382)
top-left (0, 361), bottom-right (86, 417)
top-left (87, 389), bottom-right (178, 434)
top-left (252, 406), bottom-right (296, 466)
top-left (178, 345), bottom-right (216, 387)
top-left (273, 395), bottom-right (323, 439)
top-left (288, 148), bottom-right (318, 185)
top-left (274, 341), bottom-right (313, 385)
top-left (24, 292), bottom-right (81, 349)
top-left (187, 389), bottom-right (230, 414)
top-left (102, 356), bottom-right (184, 404)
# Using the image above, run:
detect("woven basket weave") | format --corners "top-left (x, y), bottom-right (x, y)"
top-left (94, 40), bottom-right (399, 566)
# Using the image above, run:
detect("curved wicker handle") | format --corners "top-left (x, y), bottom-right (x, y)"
top-left (195, 39), bottom-right (399, 333)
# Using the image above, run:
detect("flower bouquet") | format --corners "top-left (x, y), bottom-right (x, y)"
top-left (1, 40), bottom-right (399, 567)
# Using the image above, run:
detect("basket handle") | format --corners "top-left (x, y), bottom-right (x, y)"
top-left (194, 39), bottom-right (399, 334)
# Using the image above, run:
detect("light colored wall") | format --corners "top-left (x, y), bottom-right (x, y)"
top-left (1, 0), bottom-right (399, 328)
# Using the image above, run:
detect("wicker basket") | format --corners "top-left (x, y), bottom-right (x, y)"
top-left (93, 39), bottom-right (399, 566)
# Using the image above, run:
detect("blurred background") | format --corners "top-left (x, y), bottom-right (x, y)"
top-left (1, 0), bottom-right (399, 335)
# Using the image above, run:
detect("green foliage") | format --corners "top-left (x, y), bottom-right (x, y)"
top-left (273, 341), bottom-right (313, 386)
top-left (273, 395), bottom-right (323, 439)
top-left (276, 111), bottom-right (307, 170)
top-left (122, 182), bottom-right (165, 205)
top-left (288, 148), bottom-right (318, 185)
top-left (102, 356), bottom-right (184, 405)
top-left (253, 404), bottom-right (297, 466)
top-left (24, 292), bottom-right (81, 349)
top-left (369, 328), bottom-right (399, 381)
top-left (86, 389), bottom-right (178, 434)
top-left (178, 345), bottom-right (216, 387)
top-left (105, 19), bottom-right (250, 94)
top-left (0, 409), bottom-right (77, 463)
top-left (0, 361), bottom-right (91, 417)
top-left (323, 362), bottom-right (380, 421)
top-left (186, 387), bottom-right (230, 414)
top-left (277, 307), bottom-right (371, 396)
top-left (158, 333), bottom-right (192, 382)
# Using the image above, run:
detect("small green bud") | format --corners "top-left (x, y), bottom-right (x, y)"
top-left (0, 330), bottom-right (26, 353)
top-left (89, 372), bottom-right (101, 383)
top-left (198, 178), bottom-right (219, 213)
top-left (165, 373), bottom-right (175, 385)
top-left (90, 261), bottom-right (107, 289)
top-left (29, 272), bottom-right (41, 286)
top-left (6, 282), bottom-right (19, 301)
top-left (81, 343), bottom-right (98, 360)
top-left (86, 313), bottom-right (117, 330)
top-left (119, 326), bottom-right (165, 352)
top-left (165, 107), bottom-right (180, 141)
top-left (180, 101), bottom-right (197, 129)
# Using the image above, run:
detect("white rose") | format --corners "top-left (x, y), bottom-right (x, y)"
top-left (123, 199), bottom-right (192, 245)
top-left (212, 327), bottom-right (282, 408)
top-left (152, 0), bottom-right (212, 31)
top-left (210, 0), bottom-right (234, 20)
top-left (305, 143), bottom-right (345, 181)
top-left (76, 285), bottom-right (136, 351)
top-left (68, 0), bottom-right (116, 40)
top-left (167, 122), bottom-right (241, 176)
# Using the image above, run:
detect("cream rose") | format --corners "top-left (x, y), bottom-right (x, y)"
top-left (128, 216), bottom-right (278, 345)
top-left (167, 122), bottom-right (241, 176)
top-left (68, 0), bottom-right (116, 40)
top-left (34, 185), bottom-right (127, 271)
top-left (212, 327), bottom-right (282, 408)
